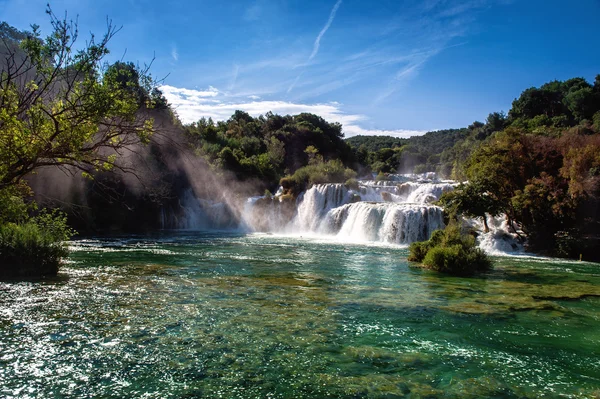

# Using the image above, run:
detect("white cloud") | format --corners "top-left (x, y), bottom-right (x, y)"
top-left (161, 85), bottom-right (219, 100)
top-left (171, 46), bottom-right (179, 62)
top-left (160, 85), bottom-right (425, 138)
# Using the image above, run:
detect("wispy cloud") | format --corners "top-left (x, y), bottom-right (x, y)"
top-left (160, 85), bottom-right (425, 138)
top-left (171, 45), bottom-right (179, 62)
top-left (229, 64), bottom-right (240, 91)
top-left (157, 0), bottom-right (514, 133)
top-left (309, 0), bottom-right (343, 62)
top-left (289, 0), bottom-right (343, 94)
top-left (367, 0), bottom-right (494, 102)
top-left (287, 72), bottom-right (303, 94)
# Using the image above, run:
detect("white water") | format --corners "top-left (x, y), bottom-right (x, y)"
top-left (239, 176), bottom-right (451, 246)
top-left (325, 202), bottom-right (444, 244)
top-left (295, 184), bottom-right (353, 231)
top-left (471, 215), bottom-right (524, 255)
top-left (404, 182), bottom-right (456, 203)
top-left (175, 174), bottom-right (523, 254)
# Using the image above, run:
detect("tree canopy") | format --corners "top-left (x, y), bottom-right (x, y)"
top-left (0, 7), bottom-right (164, 191)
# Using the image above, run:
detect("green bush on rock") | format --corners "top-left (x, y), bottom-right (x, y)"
top-left (408, 224), bottom-right (491, 276)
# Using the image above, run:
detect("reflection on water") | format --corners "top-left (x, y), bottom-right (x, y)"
top-left (1, 232), bottom-right (599, 398)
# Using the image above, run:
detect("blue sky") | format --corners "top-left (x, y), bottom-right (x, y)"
top-left (1, 0), bottom-right (599, 137)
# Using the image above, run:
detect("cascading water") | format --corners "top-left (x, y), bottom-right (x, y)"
top-left (182, 173), bottom-right (522, 254)
top-left (294, 184), bottom-right (353, 231)
top-left (325, 202), bottom-right (444, 244)
top-left (241, 177), bottom-right (448, 245)
top-left (162, 189), bottom-right (236, 230)
top-left (404, 182), bottom-right (457, 203)
top-left (471, 215), bottom-right (524, 255)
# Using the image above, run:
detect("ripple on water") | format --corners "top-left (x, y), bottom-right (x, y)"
top-left (1, 233), bottom-right (599, 398)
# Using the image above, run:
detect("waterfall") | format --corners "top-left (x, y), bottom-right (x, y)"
top-left (404, 182), bottom-right (457, 203)
top-left (241, 195), bottom-right (296, 232)
top-left (294, 184), bottom-right (353, 231)
top-left (325, 202), bottom-right (444, 244)
top-left (161, 189), bottom-right (236, 230)
top-left (472, 215), bottom-right (524, 255)
top-left (181, 171), bottom-right (523, 254)
top-left (356, 180), bottom-right (457, 204)
top-left (358, 181), bottom-right (401, 202)
top-left (240, 179), bottom-right (451, 245)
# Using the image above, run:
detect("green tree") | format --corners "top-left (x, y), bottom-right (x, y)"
top-left (0, 7), bottom-right (158, 191)
top-left (438, 181), bottom-right (502, 233)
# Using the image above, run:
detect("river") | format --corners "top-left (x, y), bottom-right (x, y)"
top-left (1, 232), bottom-right (599, 398)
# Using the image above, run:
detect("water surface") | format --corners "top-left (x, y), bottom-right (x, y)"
top-left (1, 232), bottom-right (599, 398)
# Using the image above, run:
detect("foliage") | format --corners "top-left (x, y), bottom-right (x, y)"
top-left (0, 14), bottom-right (165, 267)
top-left (437, 182), bottom-right (502, 232)
top-left (408, 224), bottom-right (491, 275)
top-left (280, 159), bottom-right (356, 195)
top-left (345, 129), bottom-right (472, 176)
top-left (0, 184), bottom-right (35, 224)
top-left (344, 178), bottom-right (359, 190)
top-left (454, 128), bottom-right (600, 254)
top-left (348, 75), bottom-right (600, 180)
top-left (0, 209), bottom-right (74, 278)
top-left (509, 77), bottom-right (600, 126)
top-left (0, 9), bottom-right (163, 191)
top-left (186, 111), bottom-right (354, 191)
top-left (345, 135), bottom-right (407, 153)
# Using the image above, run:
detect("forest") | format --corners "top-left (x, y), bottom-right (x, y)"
top-left (1, 14), bottom-right (599, 277)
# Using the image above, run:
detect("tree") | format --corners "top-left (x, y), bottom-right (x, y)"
top-left (0, 7), bottom-right (161, 191)
top-left (438, 181), bottom-right (501, 233)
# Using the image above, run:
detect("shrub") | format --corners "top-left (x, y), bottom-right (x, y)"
top-left (345, 178), bottom-right (359, 190)
top-left (0, 210), bottom-right (74, 279)
top-left (279, 160), bottom-right (356, 196)
top-left (407, 241), bottom-right (430, 262)
top-left (408, 223), bottom-right (491, 276)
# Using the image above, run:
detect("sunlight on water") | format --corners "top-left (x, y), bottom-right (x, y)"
top-left (1, 232), bottom-right (599, 398)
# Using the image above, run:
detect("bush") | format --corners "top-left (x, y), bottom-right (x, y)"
top-left (345, 178), bottom-right (359, 190)
top-left (407, 241), bottom-right (430, 262)
top-left (408, 223), bottom-right (491, 276)
top-left (0, 210), bottom-right (74, 279)
top-left (279, 160), bottom-right (356, 196)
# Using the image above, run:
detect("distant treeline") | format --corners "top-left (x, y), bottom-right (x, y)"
top-left (347, 76), bottom-right (600, 179)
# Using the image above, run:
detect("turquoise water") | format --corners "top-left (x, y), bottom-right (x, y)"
top-left (1, 232), bottom-right (599, 398)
